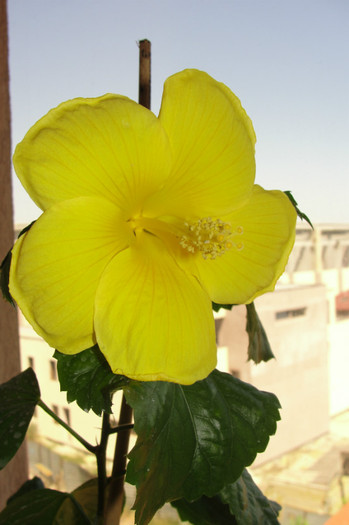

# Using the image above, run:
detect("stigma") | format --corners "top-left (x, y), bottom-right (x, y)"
top-left (180, 217), bottom-right (244, 260)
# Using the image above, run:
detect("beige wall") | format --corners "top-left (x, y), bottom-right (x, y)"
top-left (328, 319), bottom-right (349, 415)
top-left (19, 312), bottom-right (121, 459)
top-left (218, 284), bottom-right (330, 465)
top-left (281, 268), bottom-right (349, 297)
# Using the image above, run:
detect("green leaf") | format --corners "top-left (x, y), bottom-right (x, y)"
top-left (0, 248), bottom-right (14, 305)
top-left (55, 480), bottom-right (100, 525)
top-left (0, 221), bottom-right (35, 305)
top-left (219, 469), bottom-right (281, 524)
top-left (61, 478), bottom-right (100, 523)
top-left (54, 346), bottom-right (130, 415)
top-left (212, 302), bottom-right (234, 312)
top-left (284, 191), bottom-right (313, 229)
top-left (7, 476), bottom-right (45, 505)
top-left (246, 303), bottom-right (274, 363)
top-left (172, 469), bottom-right (281, 525)
top-left (125, 369), bottom-right (281, 525)
top-left (172, 495), bottom-right (236, 524)
top-left (17, 221), bottom-right (36, 238)
top-left (0, 489), bottom-right (92, 525)
top-left (0, 368), bottom-right (40, 470)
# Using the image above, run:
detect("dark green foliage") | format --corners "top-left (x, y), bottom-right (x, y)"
top-left (54, 346), bottom-right (130, 415)
top-left (0, 221), bottom-right (35, 305)
top-left (246, 303), bottom-right (275, 363)
top-left (172, 494), bottom-right (237, 524)
top-left (284, 191), bottom-right (313, 229)
top-left (7, 476), bottom-right (45, 505)
top-left (172, 469), bottom-right (281, 524)
top-left (125, 369), bottom-right (281, 524)
top-left (56, 478), bottom-right (101, 524)
top-left (0, 488), bottom-right (92, 525)
top-left (219, 469), bottom-right (281, 524)
top-left (0, 248), bottom-right (14, 305)
top-left (0, 368), bottom-right (40, 470)
top-left (212, 302), bottom-right (274, 364)
top-left (212, 302), bottom-right (234, 312)
top-left (17, 221), bottom-right (36, 238)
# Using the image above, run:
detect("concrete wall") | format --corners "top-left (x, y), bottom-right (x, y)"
top-left (328, 319), bottom-right (349, 415)
top-left (281, 268), bottom-right (349, 296)
top-left (19, 311), bottom-right (121, 458)
top-left (218, 284), bottom-right (330, 465)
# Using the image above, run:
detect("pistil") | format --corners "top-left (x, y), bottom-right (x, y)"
top-left (128, 215), bottom-right (244, 260)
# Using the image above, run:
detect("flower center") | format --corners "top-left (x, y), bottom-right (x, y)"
top-left (180, 218), bottom-right (244, 260)
top-left (128, 215), bottom-right (244, 260)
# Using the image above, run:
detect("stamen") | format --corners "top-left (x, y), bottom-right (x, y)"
top-left (128, 214), bottom-right (244, 259)
top-left (180, 218), bottom-right (244, 260)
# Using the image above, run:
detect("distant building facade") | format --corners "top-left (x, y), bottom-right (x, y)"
top-left (282, 224), bottom-right (349, 416)
top-left (216, 283), bottom-right (329, 465)
top-left (14, 223), bottom-right (349, 467)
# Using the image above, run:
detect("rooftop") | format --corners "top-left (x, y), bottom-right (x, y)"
top-left (251, 410), bottom-right (349, 523)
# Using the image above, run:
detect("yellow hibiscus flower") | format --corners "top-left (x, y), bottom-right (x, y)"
top-left (9, 70), bottom-right (296, 385)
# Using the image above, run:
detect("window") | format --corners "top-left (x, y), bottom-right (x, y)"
top-left (63, 408), bottom-right (71, 427)
top-left (275, 307), bottom-right (306, 320)
top-left (49, 360), bottom-right (57, 380)
top-left (341, 452), bottom-right (349, 475)
top-left (52, 404), bottom-right (59, 423)
top-left (215, 318), bottom-right (224, 344)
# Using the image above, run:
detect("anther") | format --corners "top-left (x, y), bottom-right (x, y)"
top-left (180, 217), bottom-right (238, 260)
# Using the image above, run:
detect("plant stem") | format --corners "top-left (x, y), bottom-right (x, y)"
top-left (109, 422), bottom-right (134, 434)
top-left (111, 395), bottom-right (133, 479)
top-left (96, 411), bottom-right (110, 519)
top-left (104, 394), bottom-right (133, 525)
top-left (37, 398), bottom-right (95, 453)
top-left (138, 39), bottom-right (151, 109)
top-left (104, 38), bottom-right (150, 525)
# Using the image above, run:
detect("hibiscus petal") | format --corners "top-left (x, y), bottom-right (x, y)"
top-left (190, 186), bottom-right (297, 304)
top-left (9, 197), bottom-right (132, 352)
top-left (94, 231), bottom-right (216, 384)
top-left (13, 95), bottom-right (172, 214)
top-left (144, 69), bottom-right (256, 218)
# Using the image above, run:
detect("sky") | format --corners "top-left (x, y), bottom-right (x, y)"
top-left (7, 0), bottom-right (349, 225)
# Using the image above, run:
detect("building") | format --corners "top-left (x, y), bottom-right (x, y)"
top-left (216, 282), bottom-right (329, 465)
top-left (13, 223), bottom-right (349, 507)
top-left (282, 224), bottom-right (349, 416)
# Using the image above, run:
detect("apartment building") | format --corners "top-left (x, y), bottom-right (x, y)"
top-left (15, 223), bottom-right (349, 469)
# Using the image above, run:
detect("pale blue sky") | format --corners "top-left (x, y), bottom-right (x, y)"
top-left (8, 0), bottom-right (349, 224)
